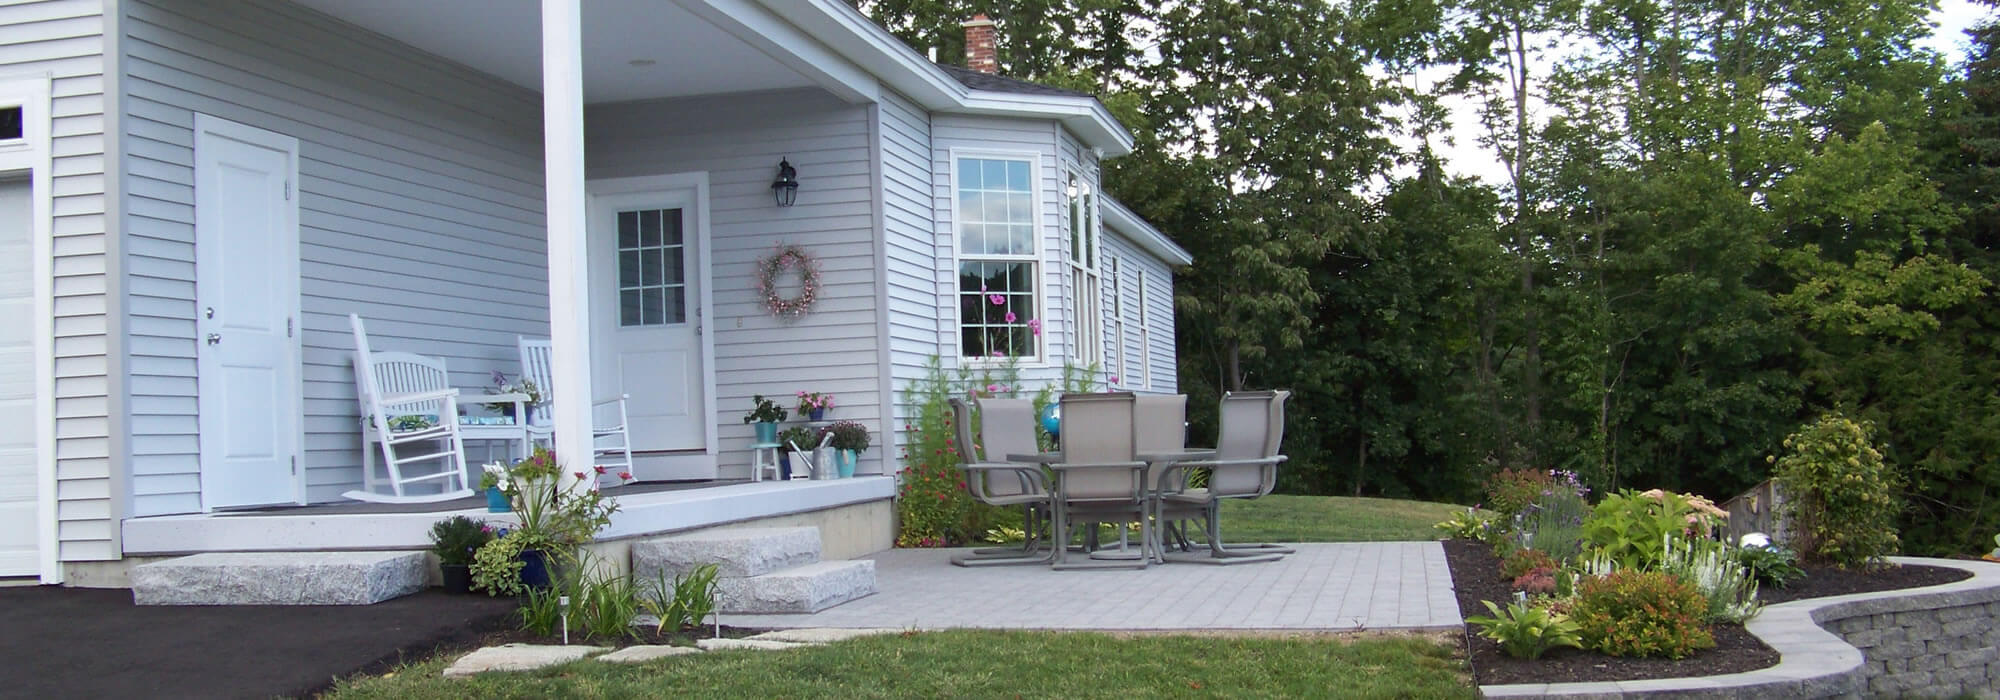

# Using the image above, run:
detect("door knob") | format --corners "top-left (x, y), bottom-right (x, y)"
top-left (207, 333), bottom-right (221, 345)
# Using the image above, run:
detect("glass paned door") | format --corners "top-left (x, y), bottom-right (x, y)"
top-left (616, 208), bottom-right (687, 327)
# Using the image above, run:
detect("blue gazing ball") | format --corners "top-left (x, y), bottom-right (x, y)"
top-left (1039, 403), bottom-right (1061, 438)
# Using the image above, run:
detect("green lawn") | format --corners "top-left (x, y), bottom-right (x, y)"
top-left (329, 629), bottom-right (1473, 699)
top-left (1218, 494), bottom-right (1465, 543)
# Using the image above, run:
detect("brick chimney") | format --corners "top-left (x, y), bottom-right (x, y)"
top-left (962, 14), bottom-right (998, 74)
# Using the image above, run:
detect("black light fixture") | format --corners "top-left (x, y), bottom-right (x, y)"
top-left (771, 158), bottom-right (800, 207)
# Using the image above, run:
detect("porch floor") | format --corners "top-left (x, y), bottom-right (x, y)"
top-left (727, 541), bottom-right (1460, 632)
top-left (235, 480), bottom-right (739, 516)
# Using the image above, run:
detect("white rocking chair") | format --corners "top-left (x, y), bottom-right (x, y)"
top-left (518, 337), bottom-right (634, 484)
top-left (343, 314), bottom-right (475, 503)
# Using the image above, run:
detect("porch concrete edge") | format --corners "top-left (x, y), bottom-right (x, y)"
top-left (1478, 556), bottom-right (2000, 698)
top-left (120, 477), bottom-right (895, 555)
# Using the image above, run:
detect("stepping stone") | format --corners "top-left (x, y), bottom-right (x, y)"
top-left (749, 628), bottom-right (905, 644)
top-left (632, 527), bottom-right (821, 580)
top-left (696, 638), bottom-right (808, 651)
top-left (131, 551), bottom-right (426, 606)
top-left (597, 645), bottom-right (702, 664)
top-left (442, 644), bottom-right (608, 677)
top-left (717, 560), bottom-right (877, 613)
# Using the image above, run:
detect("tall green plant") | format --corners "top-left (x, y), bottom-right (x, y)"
top-left (1772, 414), bottom-right (1903, 568)
top-left (896, 356), bottom-right (1024, 547)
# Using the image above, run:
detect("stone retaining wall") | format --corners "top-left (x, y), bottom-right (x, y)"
top-left (1483, 556), bottom-right (2000, 698)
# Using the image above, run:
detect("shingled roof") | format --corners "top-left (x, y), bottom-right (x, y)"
top-left (937, 63), bottom-right (1092, 99)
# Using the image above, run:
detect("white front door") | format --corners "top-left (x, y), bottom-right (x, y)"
top-left (195, 115), bottom-right (301, 510)
top-left (0, 179), bottom-right (37, 575)
top-left (588, 189), bottom-right (708, 458)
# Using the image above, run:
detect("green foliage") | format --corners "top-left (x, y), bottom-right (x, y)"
top-left (1500, 548), bottom-right (1556, 581)
top-left (1658, 537), bottom-right (1763, 624)
top-left (776, 425), bottom-right (818, 451)
top-left (1572, 571), bottom-right (1717, 659)
top-left (1482, 469), bottom-right (1555, 518)
top-left (1434, 508), bottom-right (1497, 541)
top-left (469, 532), bottom-right (527, 597)
top-left (895, 356), bottom-right (1021, 547)
top-left (741, 394), bottom-right (788, 424)
top-left (427, 515), bottom-right (491, 567)
top-left (639, 564), bottom-right (720, 635)
top-left (1581, 490), bottom-right (1722, 572)
top-left (1520, 482), bottom-right (1592, 563)
top-left (1772, 414), bottom-right (1903, 568)
top-left (821, 420), bottom-right (872, 452)
top-left (1465, 600), bottom-right (1584, 660)
top-left (518, 551), bottom-right (640, 642)
top-left (1737, 543), bottom-right (1806, 590)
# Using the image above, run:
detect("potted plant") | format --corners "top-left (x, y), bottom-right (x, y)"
top-left (486, 370), bottom-right (544, 423)
top-left (822, 420), bottom-right (870, 478)
top-left (479, 462), bottom-right (511, 512)
top-left (795, 391), bottom-right (836, 421)
top-left (428, 515), bottom-right (492, 594)
top-left (776, 425), bottom-right (818, 479)
top-left (742, 394), bottom-right (788, 444)
top-left (469, 447), bottom-right (620, 596)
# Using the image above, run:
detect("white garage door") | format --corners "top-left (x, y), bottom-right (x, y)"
top-left (0, 179), bottom-right (37, 577)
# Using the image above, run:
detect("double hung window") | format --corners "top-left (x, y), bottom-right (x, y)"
top-left (957, 157), bottom-right (1040, 360)
top-left (1066, 172), bottom-right (1100, 368)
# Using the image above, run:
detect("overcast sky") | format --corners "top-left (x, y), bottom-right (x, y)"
top-left (1429, 0), bottom-right (1995, 184)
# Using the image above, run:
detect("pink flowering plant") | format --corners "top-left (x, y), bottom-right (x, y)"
top-left (895, 356), bottom-right (1025, 547)
top-left (796, 391), bottom-right (836, 413)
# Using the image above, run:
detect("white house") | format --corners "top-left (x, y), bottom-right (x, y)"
top-left (0, 0), bottom-right (1189, 588)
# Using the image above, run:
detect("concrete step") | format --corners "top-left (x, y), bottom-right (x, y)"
top-left (131, 551), bottom-right (427, 605)
top-left (716, 559), bottom-right (877, 614)
top-left (631, 527), bottom-right (821, 581)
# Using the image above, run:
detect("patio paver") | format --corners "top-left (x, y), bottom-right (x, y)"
top-left (724, 541), bottom-right (1460, 632)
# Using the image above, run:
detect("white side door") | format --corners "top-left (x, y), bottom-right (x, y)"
top-left (588, 189), bottom-right (707, 454)
top-left (195, 115), bottom-right (301, 510)
top-left (0, 179), bottom-right (37, 575)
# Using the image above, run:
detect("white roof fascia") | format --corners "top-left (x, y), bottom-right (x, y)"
top-left (689, 0), bottom-right (881, 104)
top-left (765, 0), bottom-right (1135, 157)
top-left (1102, 196), bottom-right (1192, 266)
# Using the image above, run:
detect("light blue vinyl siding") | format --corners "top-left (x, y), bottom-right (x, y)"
top-left (879, 89), bottom-right (935, 460)
top-left (122, 0), bottom-right (548, 512)
top-left (587, 89), bottom-right (887, 478)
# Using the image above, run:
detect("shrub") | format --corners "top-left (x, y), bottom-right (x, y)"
top-left (1466, 600), bottom-right (1584, 659)
top-left (1737, 542), bottom-right (1806, 589)
top-left (1501, 548), bottom-right (1557, 580)
top-left (895, 356), bottom-right (1021, 547)
top-left (1572, 571), bottom-right (1716, 659)
top-left (1513, 566), bottom-right (1559, 595)
top-left (1582, 489), bottom-right (1725, 571)
top-left (428, 515), bottom-right (492, 567)
top-left (821, 420), bottom-right (871, 452)
top-left (1483, 468), bottom-right (1556, 518)
top-left (1771, 413), bottom-right (1902, 569)
top-left (1659, 536), bottom-right (1762, 623)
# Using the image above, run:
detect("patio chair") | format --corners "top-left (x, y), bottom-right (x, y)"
top-left (1133, 394), bottom-right (1200, 557)
top-left (518, 337), bottom-right (634, 484)
top-left (1050, 392), bottom-right (1151, 570)
top-left (1154, 390), bottom-right (1294, 565)
top-left (949, 397), bottom-right (1054, 567)
top-left (343, 314), bottom-right (475, 504)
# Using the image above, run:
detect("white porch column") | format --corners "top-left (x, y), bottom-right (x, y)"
top-left (541, 0), bottom-right (593, 491)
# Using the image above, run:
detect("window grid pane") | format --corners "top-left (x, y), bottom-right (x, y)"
top-left (959, 157), bottom-right (1040, 359)
top-left (616, 207), bottom-right (687, 327)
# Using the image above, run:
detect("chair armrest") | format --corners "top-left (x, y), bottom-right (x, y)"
top-left (591, 394), bottom-right (629, 408)
top-left (458, 392), bottom-right (528, 404)
top-left (1045, 461), bottom-right (1150, 471)
top-left (379, 388), bottom-right (461, 404)
top-left (962, 462), bottom-right (1050, 491)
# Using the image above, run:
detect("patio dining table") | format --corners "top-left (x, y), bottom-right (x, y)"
top-left (1007, 449), bottom-right (1217, 566)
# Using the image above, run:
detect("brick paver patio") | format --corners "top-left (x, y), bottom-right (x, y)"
top-left (727, 541), bottom-right (1460, 632)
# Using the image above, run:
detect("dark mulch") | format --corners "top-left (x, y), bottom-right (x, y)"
top-left (1443, 538), bottom-right (1974, 686)
top-left (0, 585), bottom-right (517, 700)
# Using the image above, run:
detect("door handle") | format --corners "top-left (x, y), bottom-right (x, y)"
top-left (207, 333), bottom-right (222, 345)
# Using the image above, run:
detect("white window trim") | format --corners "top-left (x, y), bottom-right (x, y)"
top-left (1108, 256), bottom-right (1126, 387)
top-left (1065, 169), bottom-right (1102, 370)
top-left (949, 148), bottom-right (1049, 366)
top-left (1137, 267), bottom-right (1153, 391)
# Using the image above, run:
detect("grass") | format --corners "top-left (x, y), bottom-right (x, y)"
top-left (1218, 494), bottom-right (1465, 543)
top-left (328, 629), bottom-right (1474, 699)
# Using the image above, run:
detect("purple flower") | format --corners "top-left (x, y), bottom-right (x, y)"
top-left (1004, 311), bottom-right (1018, 323)
top-left (988, 294), bottom-right (1005, 306)
top-left (1028, 319), bottom-right (1042, 336)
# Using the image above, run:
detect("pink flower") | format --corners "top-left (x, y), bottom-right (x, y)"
top-left (980, 283), bottom-right (988, 292)
top-left (593, 465), bottom-right (607, 475)
top-left (572, 471), bottom-right (587, 480)
top-left (991, 351), bottom-right (1004, 357)
top-left (1110, 375), bottom-right (1121, 384)
top-left (1004, 311), bottom-right (1017, 323)
top-left (988, 294), bottom-right (1004, 305)
top-left (987, 383), bottom-right (1001, 393)
top-left (1028, 318), bottom-right (1041, 335)
top-left (618, 471), bottom-right (633, 481)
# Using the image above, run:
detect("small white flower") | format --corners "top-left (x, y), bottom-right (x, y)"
top-left (1740, 532), bottom-right (1772, 549)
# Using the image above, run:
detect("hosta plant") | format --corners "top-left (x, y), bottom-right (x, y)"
top-left (1582, 489), bottom-right (1725, 571)
top-left (1434, 508), bottom-right (1497, 541)
top-left (1466, 600), bottom-right (1584, 659)
top-left (1736, 541), bottom-right (1806, 589)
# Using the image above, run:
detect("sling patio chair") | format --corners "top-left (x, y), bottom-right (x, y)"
top-left (1152, 390), bottom-right (1294, 565)
top-left (949, 397), bottom-right (1055, 566)
top-left (1050, 392), bottom-right (1152, 570)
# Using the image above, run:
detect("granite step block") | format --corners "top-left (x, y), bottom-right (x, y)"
top-left (716, 560), bottom-right (876, 614)
top-left (632, 527), bottom-right (822, 581)
top-left (131, 551), bottom-right (427, 606)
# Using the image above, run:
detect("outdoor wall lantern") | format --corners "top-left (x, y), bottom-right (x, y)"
top-left (771, 158), bottom-right (800, 207)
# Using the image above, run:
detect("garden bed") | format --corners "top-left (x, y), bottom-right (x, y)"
top-left (1443, 538), bottom-right (1972, 686)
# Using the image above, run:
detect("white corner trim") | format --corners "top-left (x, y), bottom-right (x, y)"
top-left (0, 74), bottom-right (57, 583)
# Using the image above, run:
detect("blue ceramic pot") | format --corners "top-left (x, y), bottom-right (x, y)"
top-left (779, 452), bottom-right (792, 480)
top-left (809, 408), bottom-right (826, 422)
top-left (753, 421), bottom-right (778, 445)
top-left (836, 449), bottom-right (857, 478)
top-left (518, 549), bottom-right (552, 590)
top-left (485, 486), bottom-right (511, 513)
